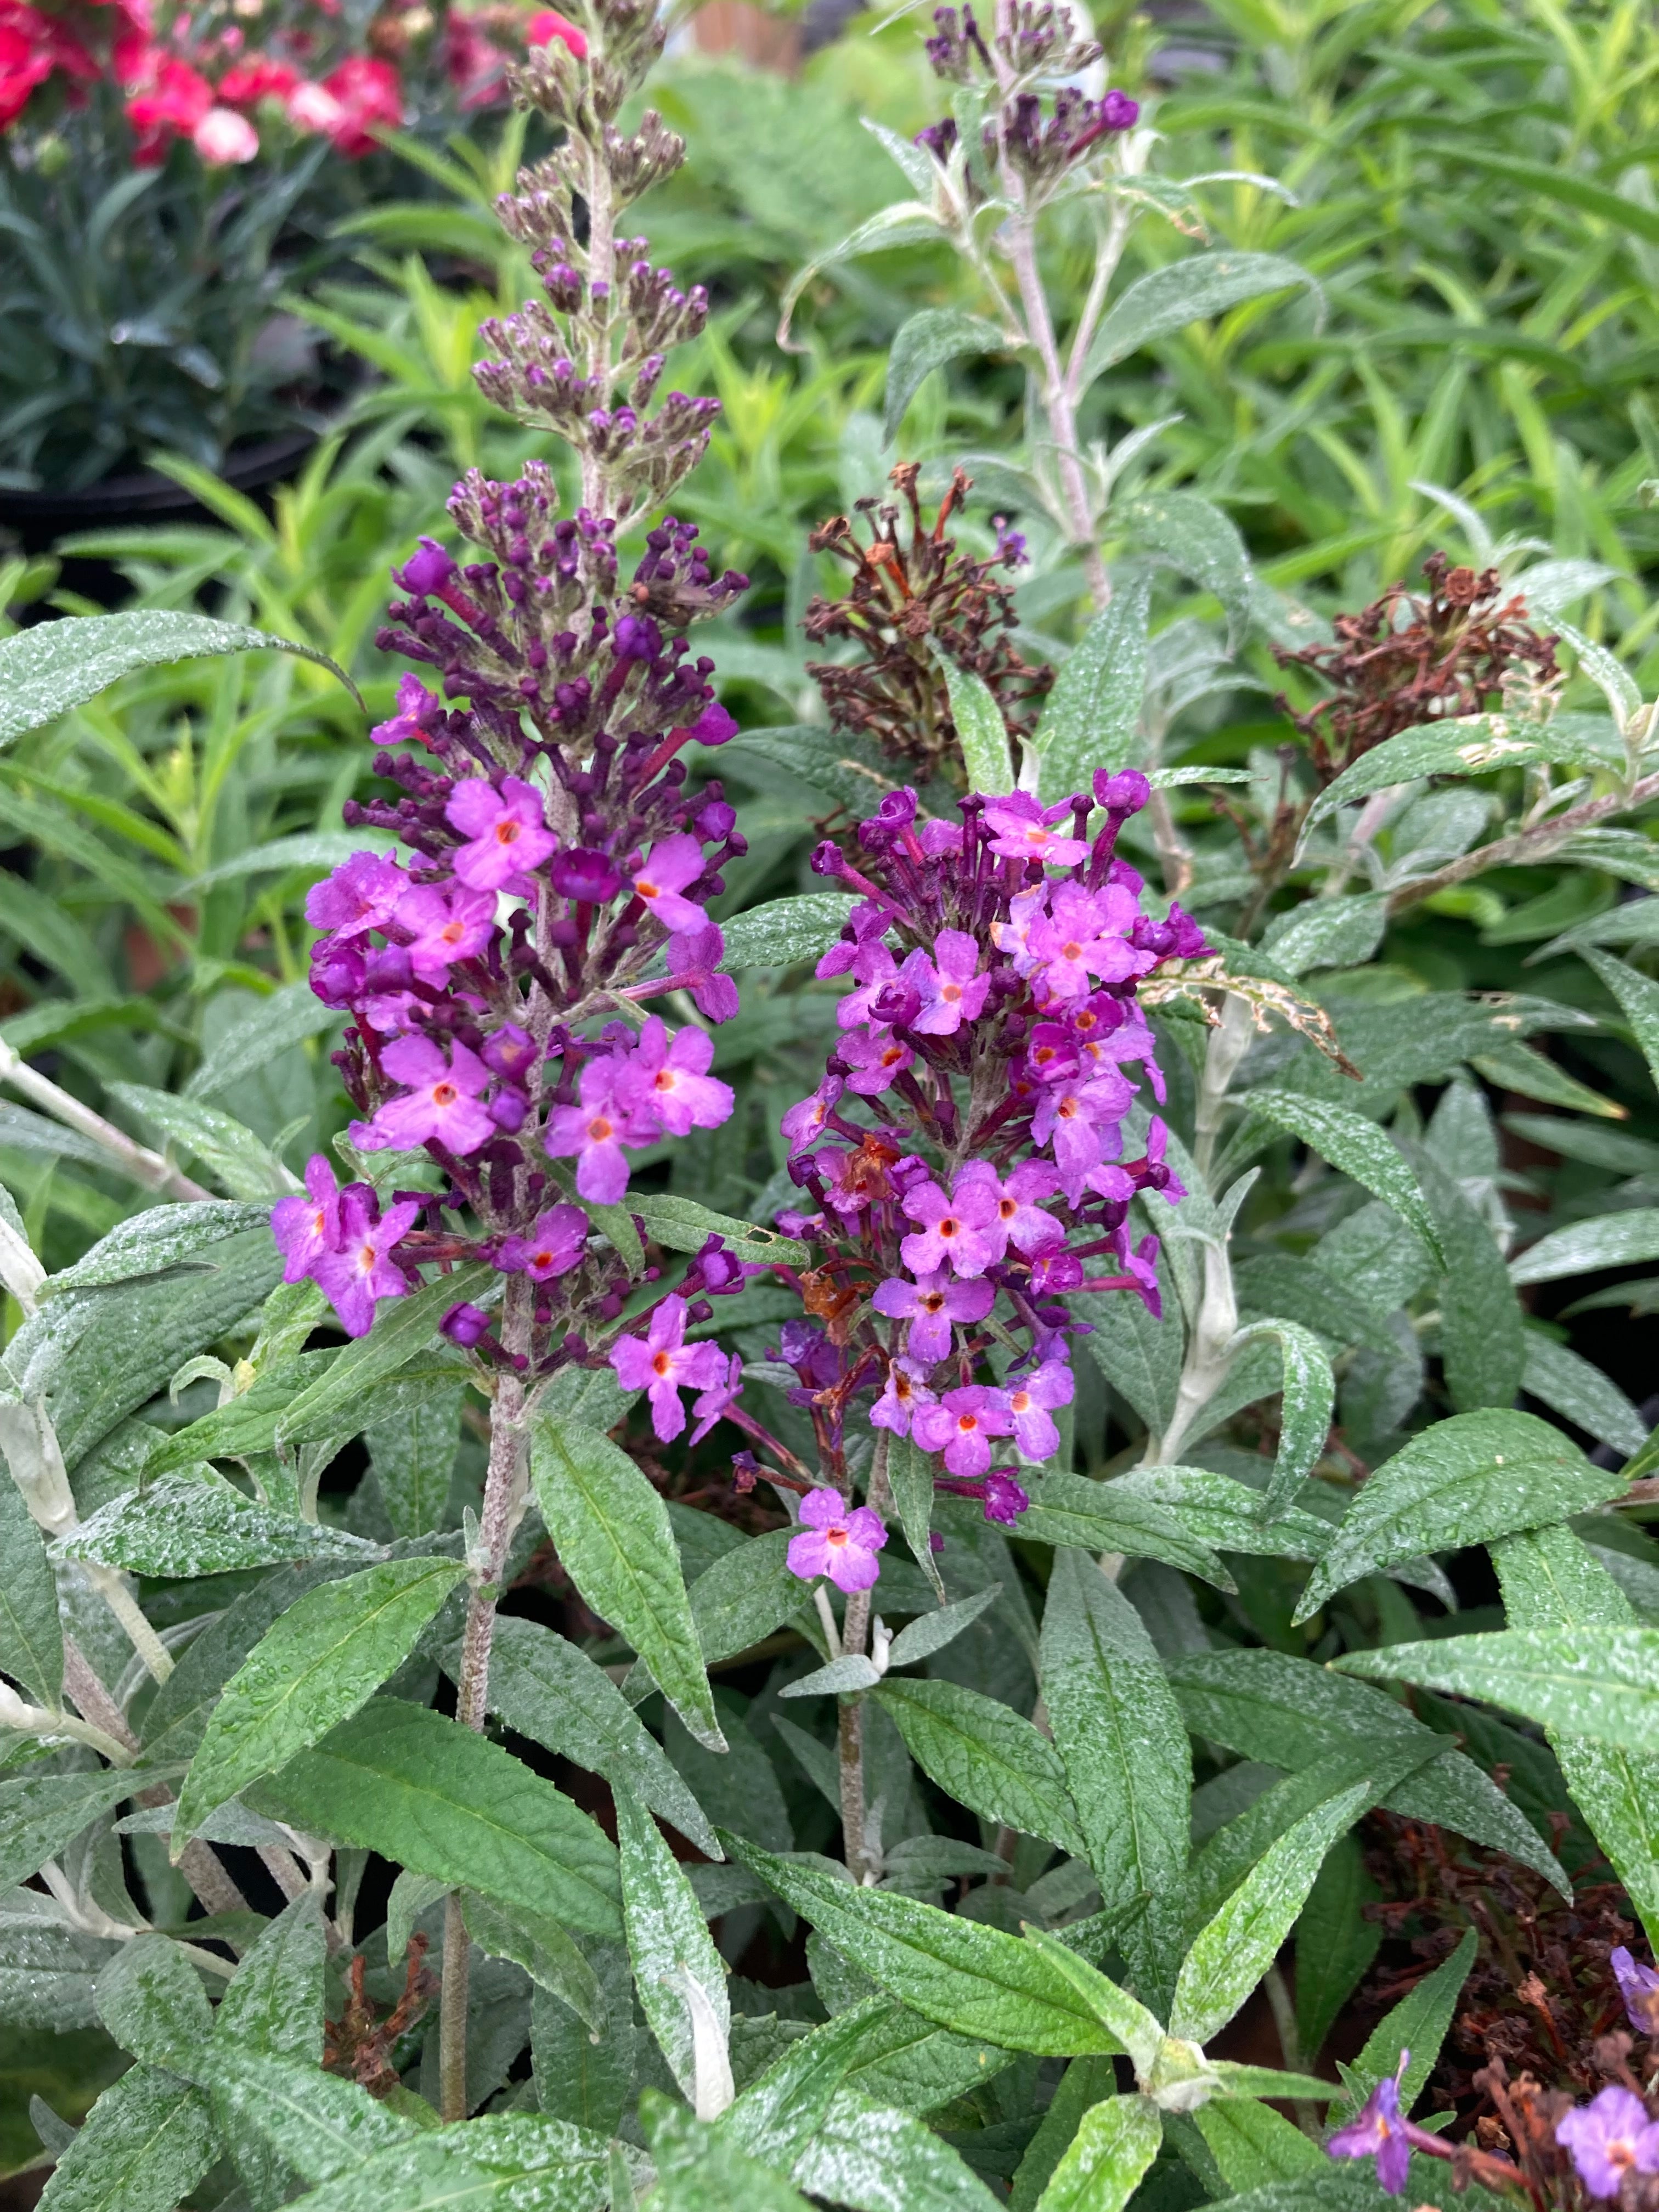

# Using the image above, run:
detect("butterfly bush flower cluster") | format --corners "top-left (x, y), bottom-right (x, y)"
top-left (1330, 1953), bottom-right (1659, 2200)
top-left (915, 3), bottom-right (1138, 190)
top-left (706, 770), bottom-right (1205, 1593)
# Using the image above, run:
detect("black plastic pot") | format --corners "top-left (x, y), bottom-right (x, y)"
top-left (0, 426), bottom-right (320, 557)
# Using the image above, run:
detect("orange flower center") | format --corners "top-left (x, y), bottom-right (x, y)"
top-left (587, 1115), bottom-right (613, 1141)
top-left (433, 1081), bottom-right (458, 1107)
top-left (637, 878), bottom-right (660, 901)
top-left (495, 820), bottom-right (521, 844)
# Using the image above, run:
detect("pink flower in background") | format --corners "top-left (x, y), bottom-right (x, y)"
top-left (610, 1295), bottom-right (729, 1440)
top-left (309, 55), bottom-right (401, 156)
top-left (1558, 2088), bottom-right (1659, 2202)
top-left (313, 1187), bottom-right (419, 1338)
top-left (353, 1034), bottom-right (494, 1155)
top-left (193, 103), bottom-right (257, 162)
top-left (445, 775), bottom-right (557, 890)
top-left (630, 833), bottom-right (709, 934)
top-left (786, 1487), bottom-right (887, 1593)
top-left (527, 8), bottom-right (587, 56)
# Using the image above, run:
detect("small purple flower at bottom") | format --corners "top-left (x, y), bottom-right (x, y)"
top-left (608, 1293), bottom-right (730, 1441)
top-left (688, 1351), bottom-right (743, 1445)
top-left (498, 1204), bottom-right (588, 1282)
top-left (787, 1487), bottom-right (888, 1593)
top-left (1327, 2058), bottom-right (1410, 2196)
top-left (936, 1468), bottom-right (1031, 1524)
top-left (1558, 2086), bottom-right (1659, 2200)
top-left (311, 1187), bottom-right (420, 1340)
top-left (1611, 1945), bottom-right (1659, 2035)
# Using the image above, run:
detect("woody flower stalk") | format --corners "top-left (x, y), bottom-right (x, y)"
top-left (274, 0), bottom-right (743, 2121)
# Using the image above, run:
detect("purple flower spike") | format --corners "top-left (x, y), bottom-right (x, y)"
top-left (787, 1487), bottom-right (888, 1593)
top-left (1611, 1945), bottom-right (1659, 2034)
top-left (1557, 2086), bottom-right (1659, 2200)
top-left (1327, 2058), bottom-right (1410, 2196)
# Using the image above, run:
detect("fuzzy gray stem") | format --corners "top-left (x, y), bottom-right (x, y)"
top-left (0, 1042), bottom-right (211, 1202)
top-left (439, 1894), bottom-right (471, 2123)
top-left (1386, 768), bottom-right (1659, 915)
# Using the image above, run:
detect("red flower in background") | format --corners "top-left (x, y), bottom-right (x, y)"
top-left (288, 52), bottom-right (399, 155)
top-left (124, 49), bottom-right (212, 160)
top-left (217, 53), bottom-right (299, 106)
top-left (0, 25), bottom-right (54, 123)
top-left (0, 0), bottom-right (95, 125)
top-left (527, 9), bottom-right (585, 55)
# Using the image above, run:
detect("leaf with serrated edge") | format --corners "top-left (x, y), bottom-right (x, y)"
top-left (885, 1584), bottom-right (1000, 1669)
top-left (34, 2065), bottom-right (217, 2212)
top-left (0, 1463), bottom-right (61, 1705)
top-left (0, 1767), bottom-right (145, 1894)
top-left (1034, 2091), bottom-right (1161, 2212)
top-left (247, 1699), bottom-right (622, 1938)
top-left (182, 2045), bottom-right (411, 2184)
top-left (873, 1677), bottom-right (1086, 1855)
top-left (644, 2092), bottom-right (814, 2212)
top-left (723, 1834), bottom-right (1122, 2056)
top-left (173, 1556), bottom-right (465, 1846)
top-left (1334, 1627), bottom-right (1659, 1756)
top-left (216, 1891), bottom-right (326, 2060)
top-left (941, 658), bottom-right (1013, 795)
top-left (274, 1266), bottom-right (493, 1446)
top-left (1171, 1779), bottom-right (1374, 2044)
top-left (1037, 571), bottom-right (1153, 804)
top-left (95, 1934), bottom-right (212, 2067)
top-left (1228, 1320), bottom-right (1333, 1515)
top-left (1342, 1927), bottom-right (1477, 2118)
top-left (266, 2112), bottom-right (613, 2210)
top-left (716, 893), bottom-right (857, 972)
top-left (60, 1474), bottom-right (376, 1579)
top-left (1296, 1410), bottom-right (1619, 1622)
top-left (884, 307), bottom-right (1005, 443)
top-left (533, 1418), bottom-right (721, 1749)
top-left (1018, 1928), bottom-right (1165, 2078)
top-left (1246, 1092), bottom-right (1444, 1265)
top-left (795, 2085), bottom-right (1003, 2212)
top-left (1510, 1209), bottom-right (1659, 1286)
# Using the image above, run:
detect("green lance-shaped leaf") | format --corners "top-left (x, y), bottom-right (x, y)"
top-left (461, 1891), bottom-right (604, 2029)
top-left (1418, 1151), bottom-right (1525, 1415)
top-left (886, 1431), bottom-right (946, 1602)
top-left (475, 1615), bottom-right (718, 1858)
top-left (173, 1555), bottom-right (466, 1846)
top-left (1018, 1474), bottom-right (1234, 1589)
top-left (630, 1194), bottom-right (799, 1265)
top-left (216, 1890), bottom-right (328, 2062)
top-left (1195, 2097), bottom-right (1324, 2194)
top-left (884, 1583), bottom-right (1001, 1668)
top-left (0, 1766), bottom-right (147, 1895)
top-left (1341, 1927), bottom-right (1477, 2119)
top-left (1036, 569), bottom-right (1154, 806)
top-left (940, 658), bottom-right (1014, 795)
top-left (1017, 1928), bottom-right (1166, 2080)
top-left (686, 1525), bottom-right (807, 1668)
top-left (1297, 714), bottom-right (1608, 847)
top-left (95, 1934), bottom-right (213, 2067)
top-left (36, 2066), bottom-right (218, 2212)
top-left (1493, 1523), bottom-right (1659, 1943)
top-left (1294, 1835), bottom-right (1381, 2062)
top-left (185, 981), bottom-right (342, 1100)
top-left (614, 1783), bottom-right (731, 2114)
top-left (644, 2092), bottom-right (814, 2212)
top-left (1034, 2093), bottom-right (1162, 2212)
top-left (1294, 1409), bottom-right (1620, 1622)
top-left (715, 892), bottom-right (857, 972)
top-left (721, 1833), bottom-right (1133, 2057)
top-left (0, 1453), bottom-right (61, 1706)
top-left (249, 1699), bottom-right (622, 1937)
top-left (1584, 948), bottom-right (1659, 1098)
top-left (269, 2112), bottom-right (615, 2210)
top-left (1119, 490), bottom-right (1254, 650)
top-left (181, 2044), bottom-right (413, 2186)
top-left (365, 1382), bottom-right (465, 1543)
top-left (1509, 1209), bottom-right (1659, 1286)
top-left (794, 2087), bottom-right (1004, 2212)
top-left (0, 610), bottom-right (361, 748)
top-left (1227, 1320), bottom-right (1334, 1515)
top-left (1334, 1627), bottom-right (1659, 1756)
top-left (721, 1997), bottom-right (894, 2169)
top-left (873, 1676), bottom-right (1087, 1857)
top-left (1522, 1335), bottom-right (1648, 1459)
top-left (884, 308), bottom-right (1007, 443)
top-left (1169, 1780), bottom-right (1374, 2046)
top-left (60, 1474), bottom-right (377, 1579)
top-left (1244, 1092), bottom-right (1444, 1266)
top-left (532, 1417), bottom-right (723, 1750)
top-left (1079, 250), bottom-right (1318, 386)
top-left (1040, 1549), bottom-right (1189, 2008)
top-left (274, 1266), bottom-right (494, 1446)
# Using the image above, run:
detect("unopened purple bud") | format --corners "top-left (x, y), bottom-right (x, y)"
top-left (488, 1088), bottom-right (528, 1134)
top-left (871, 980), bottom-right (922, 1030)
top-left (441, 1302), bottom-right (492, 1348)
top-left (551, 848), bottom-right (623, 902)
top-left (980, 1470), bottom-right (1031, 1523)
top-left (694, 798), bottom-right (736, 842)
top-left (397, 537), bottom-right (458, 597)
top-left (1101, 88), bottom-right (1139, 129)
top-left (613, 613), bottom-right (662, 661)
top-left (1093, 768), bottom-right (1150, 815)
top-left (686, 698), bottom-right (738, 746)
top-left (482, 1022), bottom-right (538, 1082)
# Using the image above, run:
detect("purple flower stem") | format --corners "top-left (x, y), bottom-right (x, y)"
top-left (837, 1431), bottom-right (893, 1883)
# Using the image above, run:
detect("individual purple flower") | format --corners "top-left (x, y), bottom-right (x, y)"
top-left (445, 775), bottom-right (558, 891)
top-left (396, 536), bottom-right (458, 597)
top-left (544, 1053), bottom-right (646, 1204)
top-left (271, 1154), bottom-right (343, 1283)
top-left (870, 1357), bottom-right (936, 1437)
top-left (872, 1268), bottom-right (995, 1366)
top-left (836, 1030), bottom-right (915, 1094)
top-left (666, 925), bottom-right (740, 1025)
top-left (910, 929), bottom-right (990, 1035)
top-left (630, 833), bottom-right (709, 934)
top-left (354, 1034), bottom-right (495, 1155)
top-left (954, 1158), bottom-right (1063, 1261)
top-left (684, 698), bottom-right (738, 747)
top-left (482, 1023), bottom-right (539, 1085)
top-left (498, 1204), bottom-right (588, 1281)
top-left (550, 847), bottom-right (623, 903)
top-left (396, 883), bottom-right (498, 981)
top-left (306, 851), bottom-right (409, 940)
top-left (1557, 2086), bottom-right (1659, 2201)
top-left (614, 1015), bottom-right (734, 1137)
top-left (816, 899), bottom-right (894, 980)
top-left (1327, 2060), bottom-right (1410, 2197)
top-left (1031, 1071), bottom-right (1133, 1203)
top-left (1611, 1946), bottom-right (1659, 2035)
top-left (1093, 767), bottom-right (1150, 816)
top-left (981, 792), bottom-right (1089, 867)
top-left (1028, 879), bottom-right (1149, 1002)
top-left (608, 1294), bottom-right (730, 1440)
top-left (786, 1487), bottom-right (888, 1593)
top-left (688, 1351), bottom-right (743, 1444)
top-left (313, 1186), bottom-right (421, 1339)
top-left (440, 1302), bottom-right (493, 1348)
top-left (899, 1173), bottom-right (1003, 1279)
top-left (781, 1078), bottom-right (842, 1156)
top-left (1005, 1359), bottom-right (1074, 1459)
top-left (912, 1384), bottom-right (1015, 1476)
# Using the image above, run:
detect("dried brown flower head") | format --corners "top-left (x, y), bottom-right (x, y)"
top-left (323, 1933), bottom-right (437, 2097)
top-left (1273, 550), bottom-right (1562, 787)
top-left (803, 463), bottom-right (1052, 785)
